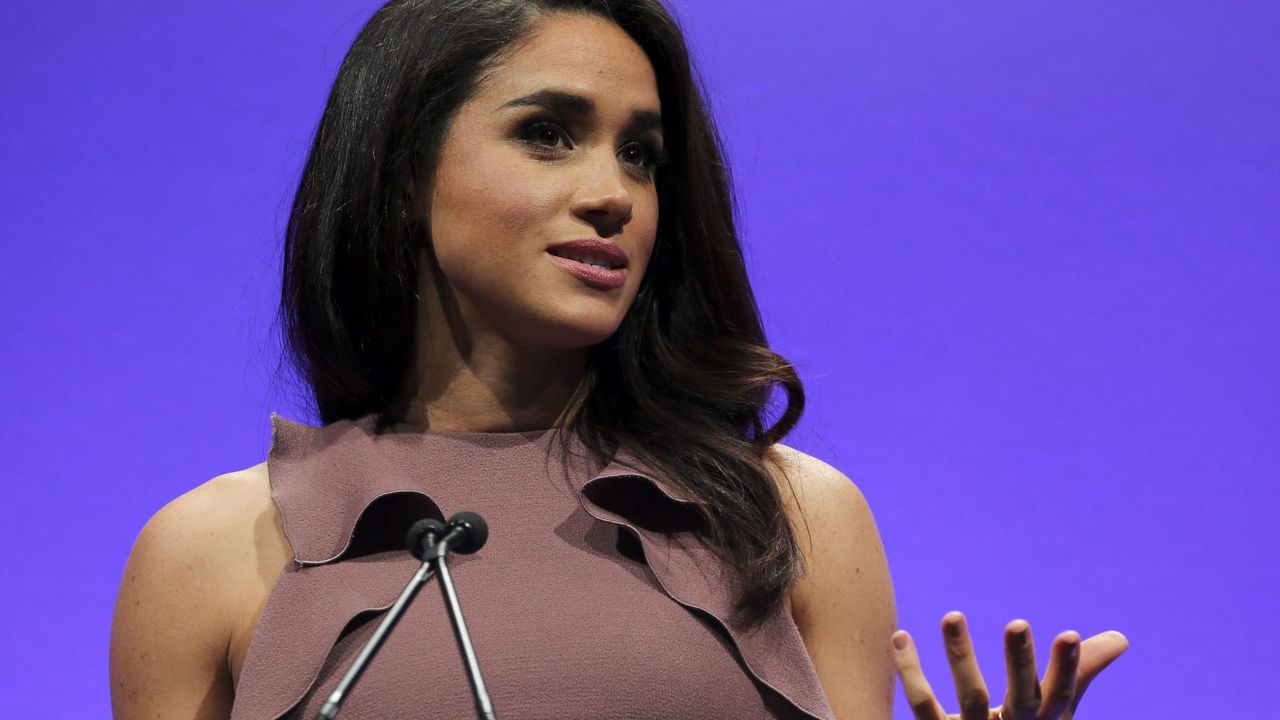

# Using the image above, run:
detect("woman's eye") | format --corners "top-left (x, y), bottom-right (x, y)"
top-left (621, 141), bottom-right (670, 171)
top-left (521, 121), bottom-right (570, 151)
top-left (519, 120), bottom-right (668, 174)
top-left (620, 143), bottom-right (647, 166)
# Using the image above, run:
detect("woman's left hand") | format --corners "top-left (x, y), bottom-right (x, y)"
top-left (890, 611), bottom-right (1128, 720)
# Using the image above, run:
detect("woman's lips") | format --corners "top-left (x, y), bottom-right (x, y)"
top-left (545, 238), bottom-right (628, 289)
top-left (545, 238), bottom-right (629, 268)
top-left (547, 252), bottom-right (626, 289)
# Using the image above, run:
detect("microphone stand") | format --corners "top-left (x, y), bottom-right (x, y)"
top-left (315, 553), bottom-right (440, 720)
top-left (431, 535), bottom-right (498, 720)
top-left (316, 514), bottom-right (498, 720)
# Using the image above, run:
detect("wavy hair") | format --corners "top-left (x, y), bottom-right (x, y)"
top-left (279, 0), bottom-right (808, 627)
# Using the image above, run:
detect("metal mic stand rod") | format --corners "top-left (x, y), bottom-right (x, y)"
top-left (315, 551), bottom-right (439, 720)
top-left (431, 540), bottom-right (498, 720)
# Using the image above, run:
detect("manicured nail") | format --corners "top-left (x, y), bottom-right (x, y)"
top-left (1014, 628), bottom-right (1029, 646)
top-left (893, 633), bottom-right (909, 651)
top-left (947, 619), bottom-right (963, 638)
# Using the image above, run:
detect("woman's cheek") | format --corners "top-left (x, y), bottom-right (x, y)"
top-left (479, 167), bottom-right (561, 236)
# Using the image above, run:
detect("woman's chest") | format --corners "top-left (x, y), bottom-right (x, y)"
top-left (228, 504), bottom-right (775, 719)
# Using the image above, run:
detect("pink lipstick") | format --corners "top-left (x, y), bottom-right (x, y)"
top-left (546, 239), bottom-right (628, 290)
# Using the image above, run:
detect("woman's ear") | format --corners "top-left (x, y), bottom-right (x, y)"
top-left (400, 186), bottom-right (425, 239)
top-left (400, 171), bottom-right (422, 223)
top-left (406, 197), bottom-right (434, 236)
top-left (401, 188), bottom-right (419, 225)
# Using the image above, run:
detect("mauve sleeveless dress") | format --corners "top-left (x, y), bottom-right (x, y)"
top-left (229, 413), bottom-right (836, 720)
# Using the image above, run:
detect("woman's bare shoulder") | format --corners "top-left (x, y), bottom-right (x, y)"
top-left (121, 461), bottom-right (277, 594)
top-left (178, 461), bottom-right (272, 521)
top-left (763, 443), bottom-right (875, 551)
top-left (192, 461), bottom-right (277, 537)
top-left (762, 442), bottom-right (893, 618)
top-left (138, 462), bottom-right (282, 576)
top-left (110, 462), bottom-right (289, 718)
top-left (763, 442), bottom-right (897, 719)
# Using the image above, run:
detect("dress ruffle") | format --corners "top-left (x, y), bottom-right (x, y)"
top-left (230, 414), bottom-right (835, 720)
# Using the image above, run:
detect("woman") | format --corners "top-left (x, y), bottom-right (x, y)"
top-left (110, 1), bottom-right (1127, 718)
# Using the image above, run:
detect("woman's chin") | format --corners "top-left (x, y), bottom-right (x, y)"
top-left (508, 313), bottom-right (624, 350)
top-left (540, 323), bottom-right (622, 349)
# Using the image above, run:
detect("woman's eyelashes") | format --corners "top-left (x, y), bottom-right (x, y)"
top-left (516, 118), bottom-right (668, 176)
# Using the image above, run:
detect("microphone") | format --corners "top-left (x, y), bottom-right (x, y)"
top-left (316, 511), bottom-right (497, 720)
top-left (408, 511), bottom-right (489, 559)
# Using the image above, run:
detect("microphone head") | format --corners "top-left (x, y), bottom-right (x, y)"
top-left (405, 517), bottom-right (447, 561)
top-left (446, 511), bottom-right (489, 555)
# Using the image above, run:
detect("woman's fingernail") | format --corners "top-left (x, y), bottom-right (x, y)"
top-left (893, 633), bottom-right (909, 651)
top-left (947, 619), bottom-right (963, 638)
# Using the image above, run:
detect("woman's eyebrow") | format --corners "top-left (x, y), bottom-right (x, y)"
top-left (498, 88), bottom-right (663, 135)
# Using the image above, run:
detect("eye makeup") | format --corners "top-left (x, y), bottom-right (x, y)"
top-left (514, 115), bottom-right (668, 178)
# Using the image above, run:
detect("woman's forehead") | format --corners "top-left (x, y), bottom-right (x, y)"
top-left (478, 13), bottom-right (660, 113)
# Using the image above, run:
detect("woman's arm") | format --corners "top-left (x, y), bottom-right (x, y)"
top-left (769, 446), bottom-right (898, 720)
top-left (109, 474), bottom-right (257, 719)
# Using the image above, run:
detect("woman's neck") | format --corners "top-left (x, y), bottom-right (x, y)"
top-left (389, 332), bottom-right (590, 433)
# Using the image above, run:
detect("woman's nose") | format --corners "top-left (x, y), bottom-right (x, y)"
top-left (569, 153), bottom-right (633, 235)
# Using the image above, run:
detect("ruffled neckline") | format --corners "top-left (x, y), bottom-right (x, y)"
top-left (231, 413), bottom-right (835, 720)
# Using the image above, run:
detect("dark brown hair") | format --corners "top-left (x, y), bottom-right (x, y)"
top-left (279, 0), bottom-right (808, 627)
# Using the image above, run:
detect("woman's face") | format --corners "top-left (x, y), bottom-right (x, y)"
top-left (420, 12), bottom-right (664, 351)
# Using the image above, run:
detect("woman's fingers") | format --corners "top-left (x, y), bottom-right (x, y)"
top-left (893, 618), bottom-right (1127, 720)
top-left (1036, 631), bottom-right (1080, 720)
top-left (941, 612), bottom-right (990, 720)
top-left (891, 630), bottom-right (948, 720)
top-left (1001, 619), bottom-right (1041, 720)
top-left (1065, 631), bottom-right (1129, 718)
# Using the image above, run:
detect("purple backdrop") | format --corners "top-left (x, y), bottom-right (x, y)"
top-left (2, 1), bottom-right (1276, 717)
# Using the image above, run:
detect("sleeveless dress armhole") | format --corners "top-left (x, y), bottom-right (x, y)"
top-left (576, 465), bottom-right (836, 720)
top-left (233, 415), bottom-right (448, 720)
